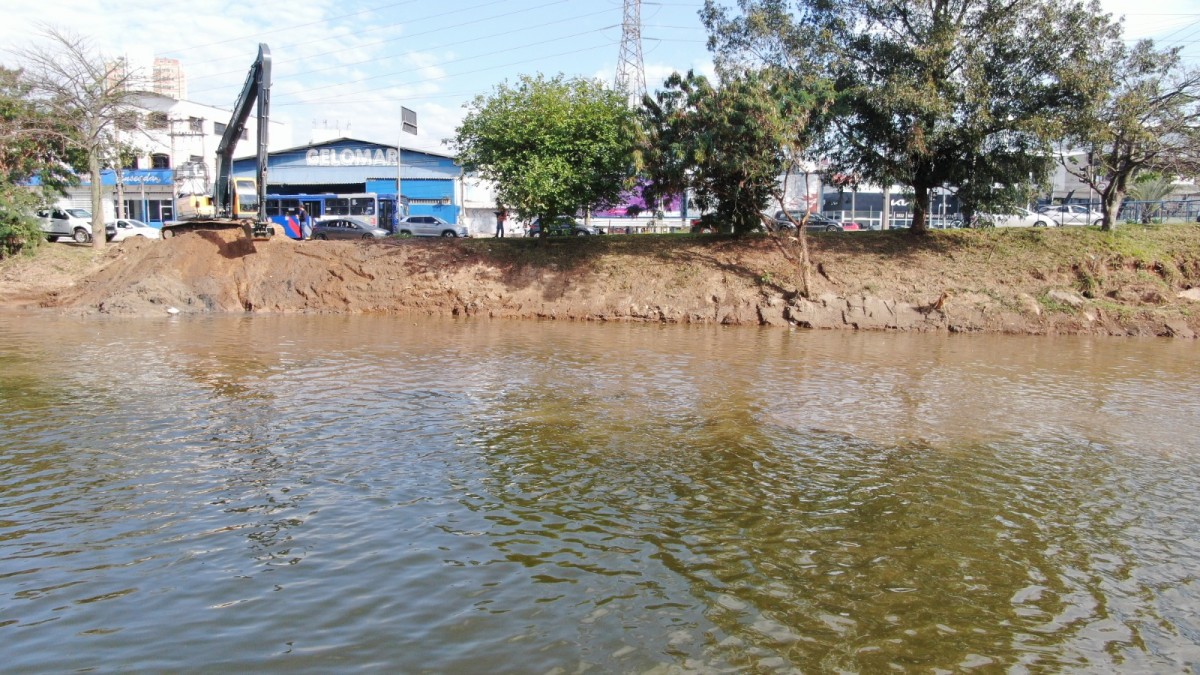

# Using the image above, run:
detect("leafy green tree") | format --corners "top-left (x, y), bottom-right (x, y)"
top-left (11, 27), bottom-right (143, 250)
top-left (702, 0), bottom-right (1116, 233)
top-left (452, 74), bottom-right (637, 226)
top-left (639, 68), bottom-right (832, 294)
top-left (1058, 41), bottom-right (1200, 231)
top-left (0, 66), bottom-right (82, 256)
top-left (640, 69), bottom-right (830, 234)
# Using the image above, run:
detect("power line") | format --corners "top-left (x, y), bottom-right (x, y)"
top-left (158, 0), bottom-right (425, 56)
top-left (272, 39), bottom-right (621, 107)
top-left (186, 0), bottom-right (573, 79)
top-left (189, 3), bottom-right (614, 95)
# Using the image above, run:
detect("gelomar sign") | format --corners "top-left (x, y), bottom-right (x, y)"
top-left (306, 148), bottom-right (399, 167)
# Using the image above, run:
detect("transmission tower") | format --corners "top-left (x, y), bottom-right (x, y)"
top-left (615, 0), bottom-right (647, 100)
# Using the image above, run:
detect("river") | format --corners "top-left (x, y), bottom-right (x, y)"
top-left (1, 314), bottom-right (1198, 672)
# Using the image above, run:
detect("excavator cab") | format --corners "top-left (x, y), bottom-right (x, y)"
top-left (233, 178), bottom-right (260, 219)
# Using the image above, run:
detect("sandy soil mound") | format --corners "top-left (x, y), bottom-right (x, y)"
top-left (12, 226), bottom-right (1200, 338)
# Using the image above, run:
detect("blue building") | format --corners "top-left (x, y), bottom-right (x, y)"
top-left (231, 137), bottom-right (462, 225)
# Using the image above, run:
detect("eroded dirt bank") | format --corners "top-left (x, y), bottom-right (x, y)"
top-left (4, 226), bottom-right (1200, 337)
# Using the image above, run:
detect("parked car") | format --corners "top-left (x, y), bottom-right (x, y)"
top-left (529, 216), bottom-right (596, 237)
top-left (111, 218), bottom-right (162, 242)
top-left (772, 210), bottom-right (853, 232)
top-left (37, 208), bottom-right (116, 243)
top-left (310, 216), bottom-right (390, 240)
top-left (1037, 204), bottom-right (1103, 226)
top-left (396, 215), bottom-right (470, 238)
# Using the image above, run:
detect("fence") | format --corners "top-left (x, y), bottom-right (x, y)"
top-left (826, 211), bottom-right (962, 230)
top-left (1117, 199), bottom-right (1200, 224)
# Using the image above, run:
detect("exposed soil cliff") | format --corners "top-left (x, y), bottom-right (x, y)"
top-left (3, 225), bottom-right (1199, 337)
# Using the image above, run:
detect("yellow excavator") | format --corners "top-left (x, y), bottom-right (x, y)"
top-left (162, 44), bottom-right (274, 241)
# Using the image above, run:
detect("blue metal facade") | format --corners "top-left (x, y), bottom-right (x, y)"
top-left (231, 137), bottom-right (461, 223)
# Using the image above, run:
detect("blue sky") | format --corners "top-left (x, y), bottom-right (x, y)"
top-left (3, 0), bottom-right (1199, 153)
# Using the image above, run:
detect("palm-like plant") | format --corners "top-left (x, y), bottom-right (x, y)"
top-left (1127, 175), bottom-right (1178, 223)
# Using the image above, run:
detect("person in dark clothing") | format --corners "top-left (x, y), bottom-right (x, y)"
top-left (297, 207), bottom-right (311, 240)
top-left (494, 209), bottom-right (507, 237)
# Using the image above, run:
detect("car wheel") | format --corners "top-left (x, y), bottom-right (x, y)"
top-left (826, 225), bottom-right (838, 232)
top-left (316, 233), bottom-right (329, 240)
top-left (575, 229), bottom-right (588, 236)
top-left (1034, 220), bottom-right (1048, 228)
top-left (441, 231), bottom-right (457, 237)
top-left (46, 235), bottom-right (57, 242)
top-left (73, 227), bottom-right (91, 244)
top-left (1093, 219), bottom-right (1103, 226)
top-left (398, 230), bottom-right (413, 237)
top-left (362, 233), bottom-right (375, 240)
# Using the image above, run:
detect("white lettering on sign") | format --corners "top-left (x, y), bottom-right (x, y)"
top-left (306, 148), bottom-right (400, 167)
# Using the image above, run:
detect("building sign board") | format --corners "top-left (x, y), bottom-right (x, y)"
top-left (306, 148), bottom-right (400, 167)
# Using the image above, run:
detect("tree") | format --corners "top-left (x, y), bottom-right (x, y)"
top-left (10, 27), bottom-right (143, 250)
top-left (452, 74), bottom-right (637, 226)
top-left (639, 68), bottom-right (832, 294)
top-left (703, 0), bottom-right (1116, 233)
top-left (0, 66), bottom-right (82, 256)
top-left (1058, 40), bottom-right (1200, 231)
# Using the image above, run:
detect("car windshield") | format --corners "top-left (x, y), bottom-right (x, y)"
top-left (66, 209), bottom-right (91, 218)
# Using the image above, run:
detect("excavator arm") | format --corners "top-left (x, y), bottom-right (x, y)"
top-left (214, 43), bottom-right (271, 228)
top-left (163, 43), bottom-right (274, 240)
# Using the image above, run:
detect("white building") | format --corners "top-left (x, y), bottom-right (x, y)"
top-left (52, 91), bottom-right (293, 225)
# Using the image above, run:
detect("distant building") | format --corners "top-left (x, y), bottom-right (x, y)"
top-left (152, 57), bottom-right (186, 100)
top-left (45, 89), bottom-right (293, 227)
top-left (231, 137), bottom-right (464, 228)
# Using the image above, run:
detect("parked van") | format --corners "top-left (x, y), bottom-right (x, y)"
top-left (36, 207), bottom-right (115, 243)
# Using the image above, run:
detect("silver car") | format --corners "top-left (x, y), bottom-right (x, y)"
top-left (397, 215), bottom-right (469, 238)
top-left (310, 216), bottom-right (390, 240)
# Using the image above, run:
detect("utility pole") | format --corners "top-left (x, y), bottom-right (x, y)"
top-left (616, 0), bottom-right (647, 101)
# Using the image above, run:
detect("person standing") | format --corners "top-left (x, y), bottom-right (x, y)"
top-left (297, 206), bottom-right (311, 240)
top-left (494, 208), bottom-right (507, 238)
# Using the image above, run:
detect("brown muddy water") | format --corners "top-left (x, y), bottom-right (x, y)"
top-left (1, 314), bottom-right (1198, 672)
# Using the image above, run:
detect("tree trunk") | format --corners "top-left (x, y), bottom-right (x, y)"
top-left (797, 230), bottom-right (812, 298)
top-left (1100, 168), bottom-right (1130, 232)
top-left (910, 183), bottom-right (930, 233)
top-left (89, 150), bottom-right (105, 251)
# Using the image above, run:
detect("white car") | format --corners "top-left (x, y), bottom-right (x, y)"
top-left (1037, 204), bottom-right (1103, 226)
top-left (111, 218), bottom-right (162, 242)
top-left (975, 207), bottom-right (1049, 228)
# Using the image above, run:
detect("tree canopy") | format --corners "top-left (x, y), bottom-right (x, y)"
top-left (11, 27), bottom-right (144, 250)
top-left (1058, 39), bottom-right (1200, 231)
top-left (0, 65), bottom-right (84, 254)
top-left (639, 68), bottom-right (831, 236)
top-left (451, 73), bottom-right (638, 224)
top-left (702, 0), bottom-right (1116, 232)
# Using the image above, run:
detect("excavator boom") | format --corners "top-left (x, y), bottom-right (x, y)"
top-left (163, 44), bottom-right (273, 240)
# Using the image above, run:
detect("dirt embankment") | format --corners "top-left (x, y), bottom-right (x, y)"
top-left (3, 225), bottom-right (1200, 337)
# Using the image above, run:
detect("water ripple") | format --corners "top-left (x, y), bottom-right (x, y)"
top-left (0, 316), bottom-right (1197, 671)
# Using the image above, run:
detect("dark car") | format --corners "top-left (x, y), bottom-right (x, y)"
top-left (529, 216), bottom-right (595, 237)
top-left (310, 216), bottom-right (390, 240)
top-left (772, 210), bottom-right (850, 232)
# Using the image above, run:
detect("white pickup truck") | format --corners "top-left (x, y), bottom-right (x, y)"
top-left (37, 208), bottom-right (115, 243)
